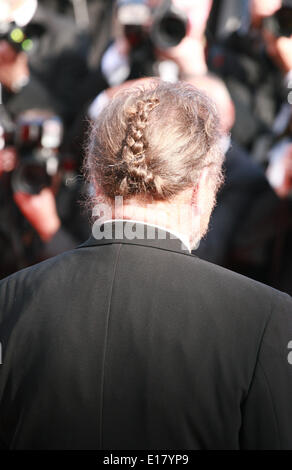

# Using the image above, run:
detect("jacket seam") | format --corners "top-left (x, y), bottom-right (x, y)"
top-left (77, 240), bottom-right (196, 259)
top-left (99, 243), bottom-right (122, 449)
top-left (240, 296), bottom-right (281, 448)
top-left (244, 296), bottom-right (274, 400)
top-left (257, 359), bottom-right (282, 449)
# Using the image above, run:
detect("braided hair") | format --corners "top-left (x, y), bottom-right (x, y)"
top-left (120, 98), bottom-right (160, 195)
top-left (84, 80), bottom-right (224, 206)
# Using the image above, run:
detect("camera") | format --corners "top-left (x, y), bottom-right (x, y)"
top-left (116, 0), bottom-right (188, 77)
top-left (0, 22), bottom-right (33, 52)
top-left (116, 0), bottom-right (188, 49)
top-left (263, 1), bottom-right (292, 38)
top-left (0, 109), bottom-right (63, 194)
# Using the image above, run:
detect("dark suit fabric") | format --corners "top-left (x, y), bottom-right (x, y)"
top-left (0, 222), bottom-right (292, 450)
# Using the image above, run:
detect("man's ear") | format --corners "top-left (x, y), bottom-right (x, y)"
top-left (94, 182), bottom-right (104, 198)
top-left (191, 167), bottom-right (210, 215)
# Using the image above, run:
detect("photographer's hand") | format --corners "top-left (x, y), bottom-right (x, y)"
top-left (0, 40), bottom-right (29, 92)
top-left (154, 0), bottom-right (211, 78)
top-left (267, 144), bottom-right (292, 198)
top-left (13, 188), bottom-right (61, 242)
top-left (262, 31), bottom-right (292, 74)
top-left (274, 36), bottom-right (292, 73)
top-left (0, 148), bottom-right (17, 176)
top-left (156, 36), bottom-right (208, 77)
top-left (277, 145), bottom-right (292, 198)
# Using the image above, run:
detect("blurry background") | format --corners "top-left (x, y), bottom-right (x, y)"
top-left (0, 0), bottom-right (291, 294)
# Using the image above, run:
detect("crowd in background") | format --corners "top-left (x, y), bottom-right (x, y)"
top-left (0, 0), bottom-right (291, 294)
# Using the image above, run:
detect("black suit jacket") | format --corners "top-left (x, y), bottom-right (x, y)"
top-left (0, 222), bottom-right (292, 450)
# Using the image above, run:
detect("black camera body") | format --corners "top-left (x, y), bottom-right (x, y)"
top-left (0, 109), bottom-right (63, 194)
top-left (0, 22), bottom-right (33, 53)
top-left (117, 0), bottom-right (188, 49)
top-left (116, 0), bottom-right (188, 77)
top-left (263, 1), bottom-right (292, 38)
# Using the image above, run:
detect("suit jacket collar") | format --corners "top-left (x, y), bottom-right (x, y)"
top-left (78, 221), bottom-right (195, 257)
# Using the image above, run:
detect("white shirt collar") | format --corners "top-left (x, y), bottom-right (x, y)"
top-left (102, 219), bottom-right (191, 253)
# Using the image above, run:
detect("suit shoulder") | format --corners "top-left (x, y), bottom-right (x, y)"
top-left (0, 247), bottom-right (90, 306)
top-left (0, 243), bottom-right (119, 306)
top-left (171, 249), bottom-right (291, 311)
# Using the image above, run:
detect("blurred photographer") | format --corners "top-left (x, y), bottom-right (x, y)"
top-left (0, 0), bottom-right (91, 127)
top-left (0, 108), bottom-right (89, 279)
top-left (209, 0), bottom-right (292, 161)
top-left (87, 0), bottom-right (212, 120)
top-left (175, 72), bottom-right (291, 295)
top-left (266, 139), bottom-right (292, 199)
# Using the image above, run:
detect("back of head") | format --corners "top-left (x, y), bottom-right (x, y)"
top-left (84, 79), bottom-right (224, 209)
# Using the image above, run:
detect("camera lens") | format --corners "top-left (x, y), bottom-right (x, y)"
top-left (276, 7), bottom-right (292, 37)
top-left (151, 8), bottom-right (188, 49)
top-left (12, 158), bottom-right (52, 195)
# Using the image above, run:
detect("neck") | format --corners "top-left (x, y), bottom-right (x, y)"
top-left (99, 196), bottom-right (203, 251)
